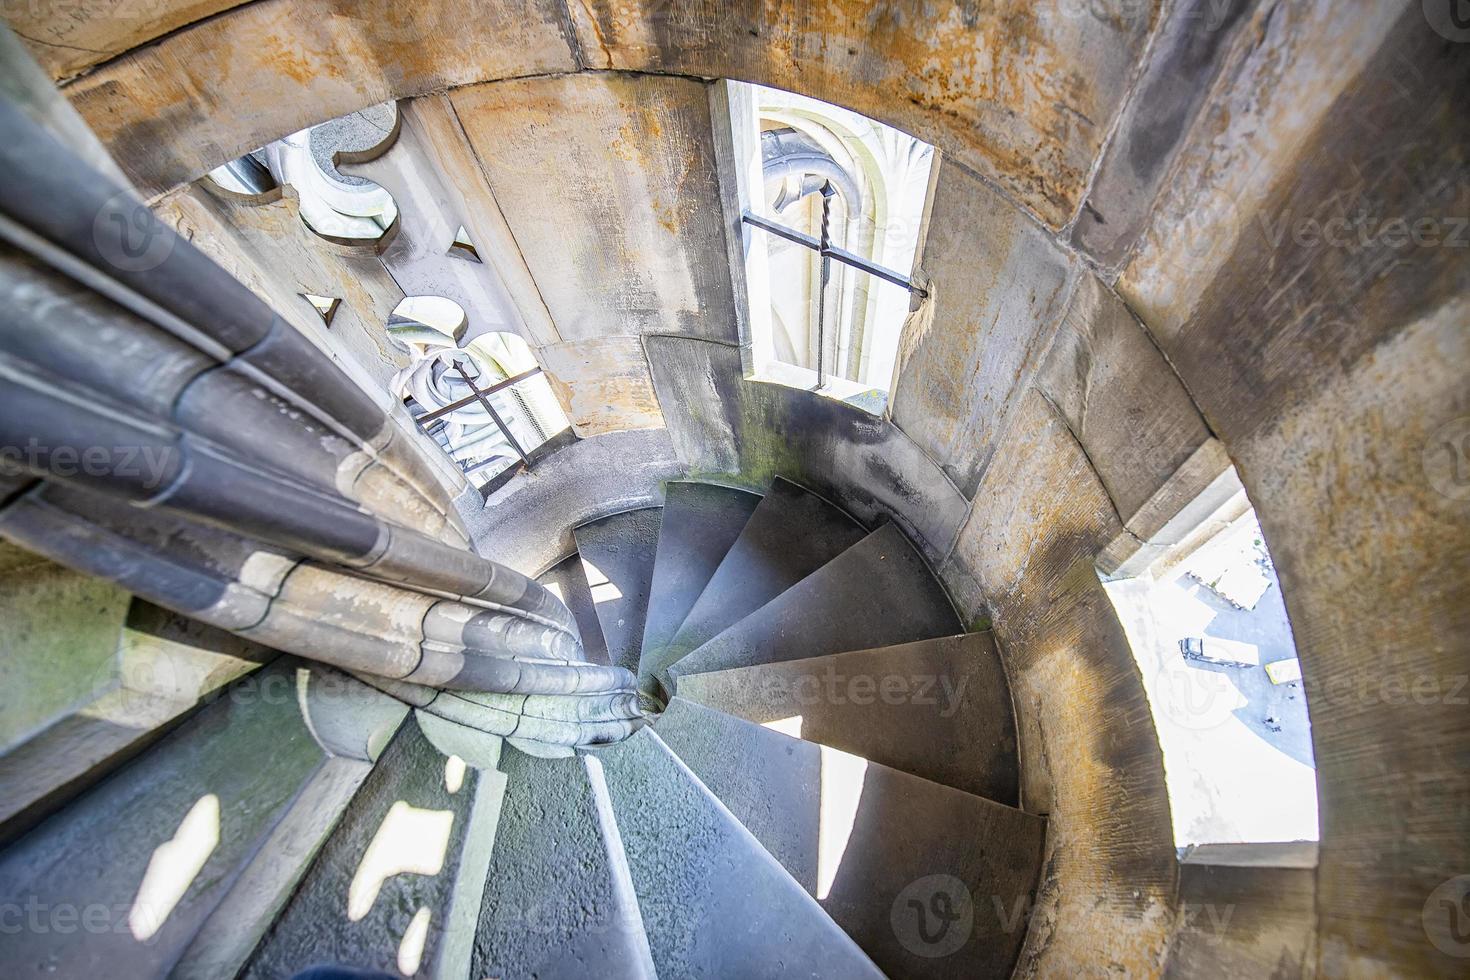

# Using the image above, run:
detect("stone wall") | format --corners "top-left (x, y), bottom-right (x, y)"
top-left (13, 0), bottom-right (1467, 973)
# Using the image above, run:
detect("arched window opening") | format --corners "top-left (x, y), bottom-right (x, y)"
top-left (1101, 465), bottom-right (1318, 850)
top-left (387, 298), bottom-right (570, 489)
top-left (207, 103), bottom-right (399, 245)
top-left (721, 81), bottom-right (935, 414)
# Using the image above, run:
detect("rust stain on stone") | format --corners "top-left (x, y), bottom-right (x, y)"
top-left (566, 0), bottom-right (1155, 228)
top-left (61, 0), bottom-right (579, 195)
top-left (5, 0), bottom-right (252, 81)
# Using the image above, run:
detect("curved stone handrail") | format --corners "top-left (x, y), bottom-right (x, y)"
top-left (0, 96), bottom-right (637, 750)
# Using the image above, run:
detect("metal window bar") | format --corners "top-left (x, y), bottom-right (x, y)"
top-left (815, 182), bottom-right (833, 387)
top-left (742, 183), bottom-right (926, 391)
top-left (414, 365), bottom-right (544, 423)
top-left (452, 362), bottom-right (532, 468)
top-left (740, 195), bottom-right (929, 298)
top-left (409, 363), bottom-right (543, 478)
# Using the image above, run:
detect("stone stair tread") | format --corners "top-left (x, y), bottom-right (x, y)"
top-left (645, 478), bottom-right (867, 688)
top-left (538, 551), bottom-right (613, 666)
top-left (593, 727), bottom-right (884, 979)
top-left (0, 490), bottom-right (1037, 980)
top-left (172, 756), bottom-right (376, 980)
top-left (667, 522), bottom-right (961, 687)
top-left (675, 633), bottom-right (1020, 805)
top-left (573, 508), bottom-right (663, 675)
top-left (473, 747), bottom-right (652, 979)
top-left (0, 661), bottom-right (371, 980)
top-left (241, 717), bottom-right (481, 979)
top-left (637, 481), bottom-right (761, 685)
top-left (654, 698), bottom-right (1044, 980)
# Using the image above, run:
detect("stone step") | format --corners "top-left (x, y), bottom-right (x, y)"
top-left (637, 481), bottom-right (761, 690)
top-left (240, 715), bottom-right (486, 979)
top-left (0, 661), bottom-right (395, 980)
top-left (676, 633), bottom-right (1020, 805)
top-left (593, 727), bottom-right (883, 979)
top-left (172, 756), bottom-right (381, 980)
top-left (667, 522), bottom-right (960, 688)
top-left (573, 508), bottom-right (663, 676)
top-left (646, 478), bottom-right (867, 692)
top-left (655, 698), bottom-right (1044, 979)
top-left (0, 602), bottom-right (277, 847)
top-left (472, 747), bottom-right (654, 980)
top-left (538, 552), bottom-right (613, 666)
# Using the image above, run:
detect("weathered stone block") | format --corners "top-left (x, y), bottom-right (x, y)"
top-left (567, 0), bottom-right (1156, 228)
top-left (62, 0), bottom-right (579, 195)
top-left (7, 0), bottom-right (251, 82)
top-left (1165, 858), bottom-right (1316, 978)
top-left (892, 158), bottom-right (1076, 497)
top-left (1112, 7), bottom-right (1469, 970)
top-left (1067, 0), bottom-right (1256, 271)
top-left (539, 336), bottom-right (666, 437)
top-left (1036, 273), bottom-right (1213, 526)
top-left (449, 73), bottom-right (739, 346)
top-left (942, 388), bottom-right (1176, 976)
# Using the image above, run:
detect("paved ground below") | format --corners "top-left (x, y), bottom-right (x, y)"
top-left (1105, 514), bottom-right (1318, 846)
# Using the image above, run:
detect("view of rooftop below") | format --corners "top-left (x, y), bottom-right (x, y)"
top-left (1108, 501), bottom-right (1317, 847)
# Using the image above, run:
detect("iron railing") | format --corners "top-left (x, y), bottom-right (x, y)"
top-left (741, 180), bottom-right (926, 389)
top-left (409, 363), bottom-right (546, 479)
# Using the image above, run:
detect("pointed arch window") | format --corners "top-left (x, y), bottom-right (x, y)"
top-left (721, 81), bottom-right (935, 414)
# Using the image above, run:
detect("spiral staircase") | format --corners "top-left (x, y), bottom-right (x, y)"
top-left (0, 27), bottom-right (1052, 976)
top-left (0, 475), bottom-right (1040, 979)
top-left (1, 2), bottom-right (1466, 978)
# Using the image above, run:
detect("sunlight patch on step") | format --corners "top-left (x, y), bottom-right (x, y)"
top-left (397, 907), bottom-right (432, 975)
top-left (581, 559), bottom-right (623, 604)
top-left (818, 745), bottom-right (869, 901)
top-left (444, 754), bottom-right (467, 794)
top-left (762, 715), bottom-right (804, 738)
top-left (347, 801), bottom-right (454, 921)
top-left (128, 793), bottom-right (220, 940)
